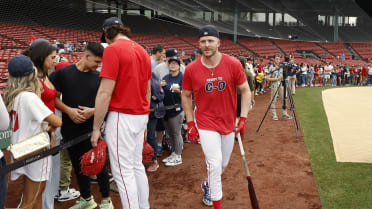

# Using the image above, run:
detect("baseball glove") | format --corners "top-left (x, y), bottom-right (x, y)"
top-left (80, 139), bottom-right (107, 176)
top-left (143, 140), bottom-right (154, 164)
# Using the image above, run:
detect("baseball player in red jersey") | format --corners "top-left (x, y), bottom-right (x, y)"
top-left (182, 25), bottom-right (251, 209)
top-left (91, 17), bottom-right (152, 209)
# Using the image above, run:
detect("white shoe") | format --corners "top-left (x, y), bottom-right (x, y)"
top-left (272, 115), bottom-right (278, 121)
top-left (162, 152), bottom-right (176, 163)
top-left (55, 187), bottom-right (80, 202)
top-left (165, 154), bottom-right (182, 166)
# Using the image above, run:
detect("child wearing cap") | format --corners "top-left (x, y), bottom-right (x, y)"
top-left (4, 55), bottom-right (62, 209)
top-left (160, 56), bottom-right (184, 167)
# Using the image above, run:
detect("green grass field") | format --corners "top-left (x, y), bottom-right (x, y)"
top-left (293, 87), bottom-right (372, 209)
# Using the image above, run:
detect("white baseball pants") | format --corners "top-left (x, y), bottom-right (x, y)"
top-left (105, 111), bottom-right (149, 209)
top-left (199, 129), bottom-right (235, 201)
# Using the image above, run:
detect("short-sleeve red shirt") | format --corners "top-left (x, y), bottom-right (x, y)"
top-left (362, 67), bottom-right (368, 75)
top-left (182, 54), bottom-right (247, 135)
top-left (100, 39), bottom-right (151, 115)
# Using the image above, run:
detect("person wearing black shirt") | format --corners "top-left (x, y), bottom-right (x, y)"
top-left (51, 43), bottom-right (113, 209)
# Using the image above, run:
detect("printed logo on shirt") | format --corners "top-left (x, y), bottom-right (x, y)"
top-left (205, 77), bottom-right (226, 92)
top-left (10, 110), bottom-right (19, 132)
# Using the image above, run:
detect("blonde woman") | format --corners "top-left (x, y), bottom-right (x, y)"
top-left (4, 55), bottom-right (62, 209)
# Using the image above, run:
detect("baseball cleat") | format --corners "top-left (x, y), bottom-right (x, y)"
top-left (283, 115), bottom-right (293, 119)
top-left (201, 179), bottom-right (213, 206)
top-left (272, 115), bottom-right (279, 121)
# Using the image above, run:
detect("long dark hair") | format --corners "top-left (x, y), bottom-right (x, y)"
top-left (23, 41), bottom-right (57, 78)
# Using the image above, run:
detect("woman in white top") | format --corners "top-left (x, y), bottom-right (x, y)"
top-left (0, 95), bottom-right (9, 209)
top-left (4, 55), bottom-right (62, 209)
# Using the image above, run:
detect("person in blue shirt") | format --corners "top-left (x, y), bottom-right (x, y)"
top-left (160, 56), bottom-right (184, 167)
top-left (151, 44), bottom-right (165, 71)
top-left (287, 58), bottom-right (298, 95)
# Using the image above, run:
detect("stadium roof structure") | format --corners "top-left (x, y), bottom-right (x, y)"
top-left (128, 0), bottom-right (372, 42)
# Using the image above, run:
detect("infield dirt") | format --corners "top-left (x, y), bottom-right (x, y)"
top-left (5, 91), bottom-right (322, 209)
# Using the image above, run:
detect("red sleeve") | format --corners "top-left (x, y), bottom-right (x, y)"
top-left (234, 60), bottom-right (247, 86)
top-left (182, 66), bottom-right (193, 91)
top-left (100, 46), bottom-right (119, 80)
top-left (147, 56), bottom-right (152, 80)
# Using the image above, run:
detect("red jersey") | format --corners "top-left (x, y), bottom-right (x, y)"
top-left (362, 67), bottom-right (368, 75)
top-left (258, 64), bottom-right (265, 74)
top-left (351, 68), bottom-right (357, 74)
top-left (183, 54), bottom-right (247, 134)
top-left (100, 39), bottom-right (151, 115)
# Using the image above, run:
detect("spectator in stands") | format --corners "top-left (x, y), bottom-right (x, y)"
top-left (296, 63), bottom-right (302, 87)
top-left (336, 65), bottom-right (342, 86)
top-left (5, 55), bottom-right (62, 209)
top-left (255, 64), bottom-right (265, 95)
top-left (160, 56), bottom-right (184, 167)
top-left (345, 65), bottom-right (351, 85)
top-left (308, 64), bottom-right (314, 87)
top-left (301, 63), bottom-right (308, 87)
top-left (151, 44), bottom-right (165, 71)
top-left (246, 57), bottom-right (255, 78)
top-left (368, 64), bottom-right (372, 85)
top-left (361, 64), bottom-right (368, 85)
top-left (331, 65), bottom-right (337, 86)
top-left (319, 64), bottom-right (324, 86)
top-left (324, 62), bottom-right (332, 86)
top-left (257, 59), bottom-right (266, 92)
top-left (340, 66), bottom-right (346, 86)
top-left (0, 93), bottom-right (9, 209)
top-left (314, 65), bottom-right (320, 86)
top-left (288, 58), bottom-right (297, 94)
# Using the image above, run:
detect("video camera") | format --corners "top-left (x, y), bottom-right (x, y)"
top-left (279, 56), bottom-right (290, 80)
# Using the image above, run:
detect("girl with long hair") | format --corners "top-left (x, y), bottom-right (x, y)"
top-left (4, 55), bottom-right (62, 209)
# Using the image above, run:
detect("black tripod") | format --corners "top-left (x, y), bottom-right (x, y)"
top-left (256, 76), bottom-right (299, 139)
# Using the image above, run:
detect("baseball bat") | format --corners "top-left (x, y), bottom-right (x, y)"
top-left (237, 134), bottom-right (260, 209)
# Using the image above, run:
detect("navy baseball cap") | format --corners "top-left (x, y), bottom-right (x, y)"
top-left (198, 25), bottom-right (220, 39)
top-left (8, 55), bottom-right (35, 77)
top-left (168, 56), bottom-right (181, 65)
top-left (166, 48), bottom-right (178, 58)
top-left (101, 17), bottom-right (124, 43)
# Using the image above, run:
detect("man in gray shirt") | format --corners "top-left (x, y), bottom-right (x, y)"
top-left (154, 48), bottom-right (185, 82)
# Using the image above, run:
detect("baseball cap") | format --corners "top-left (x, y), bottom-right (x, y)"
top-left (166, 48), bottom-right (178, 58)
top-left (168, 56), bottom-right (181, 65)
top-left (101, 17), bottom-right (124, 43)
top-left (198, 25), bottom-right (220, 39)
top-left (8, 55), bottom-right (35, 77)
top-left (30, 38), bottom-right (49, 48)
top-left (55, 61), bottom-right (70, 71)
